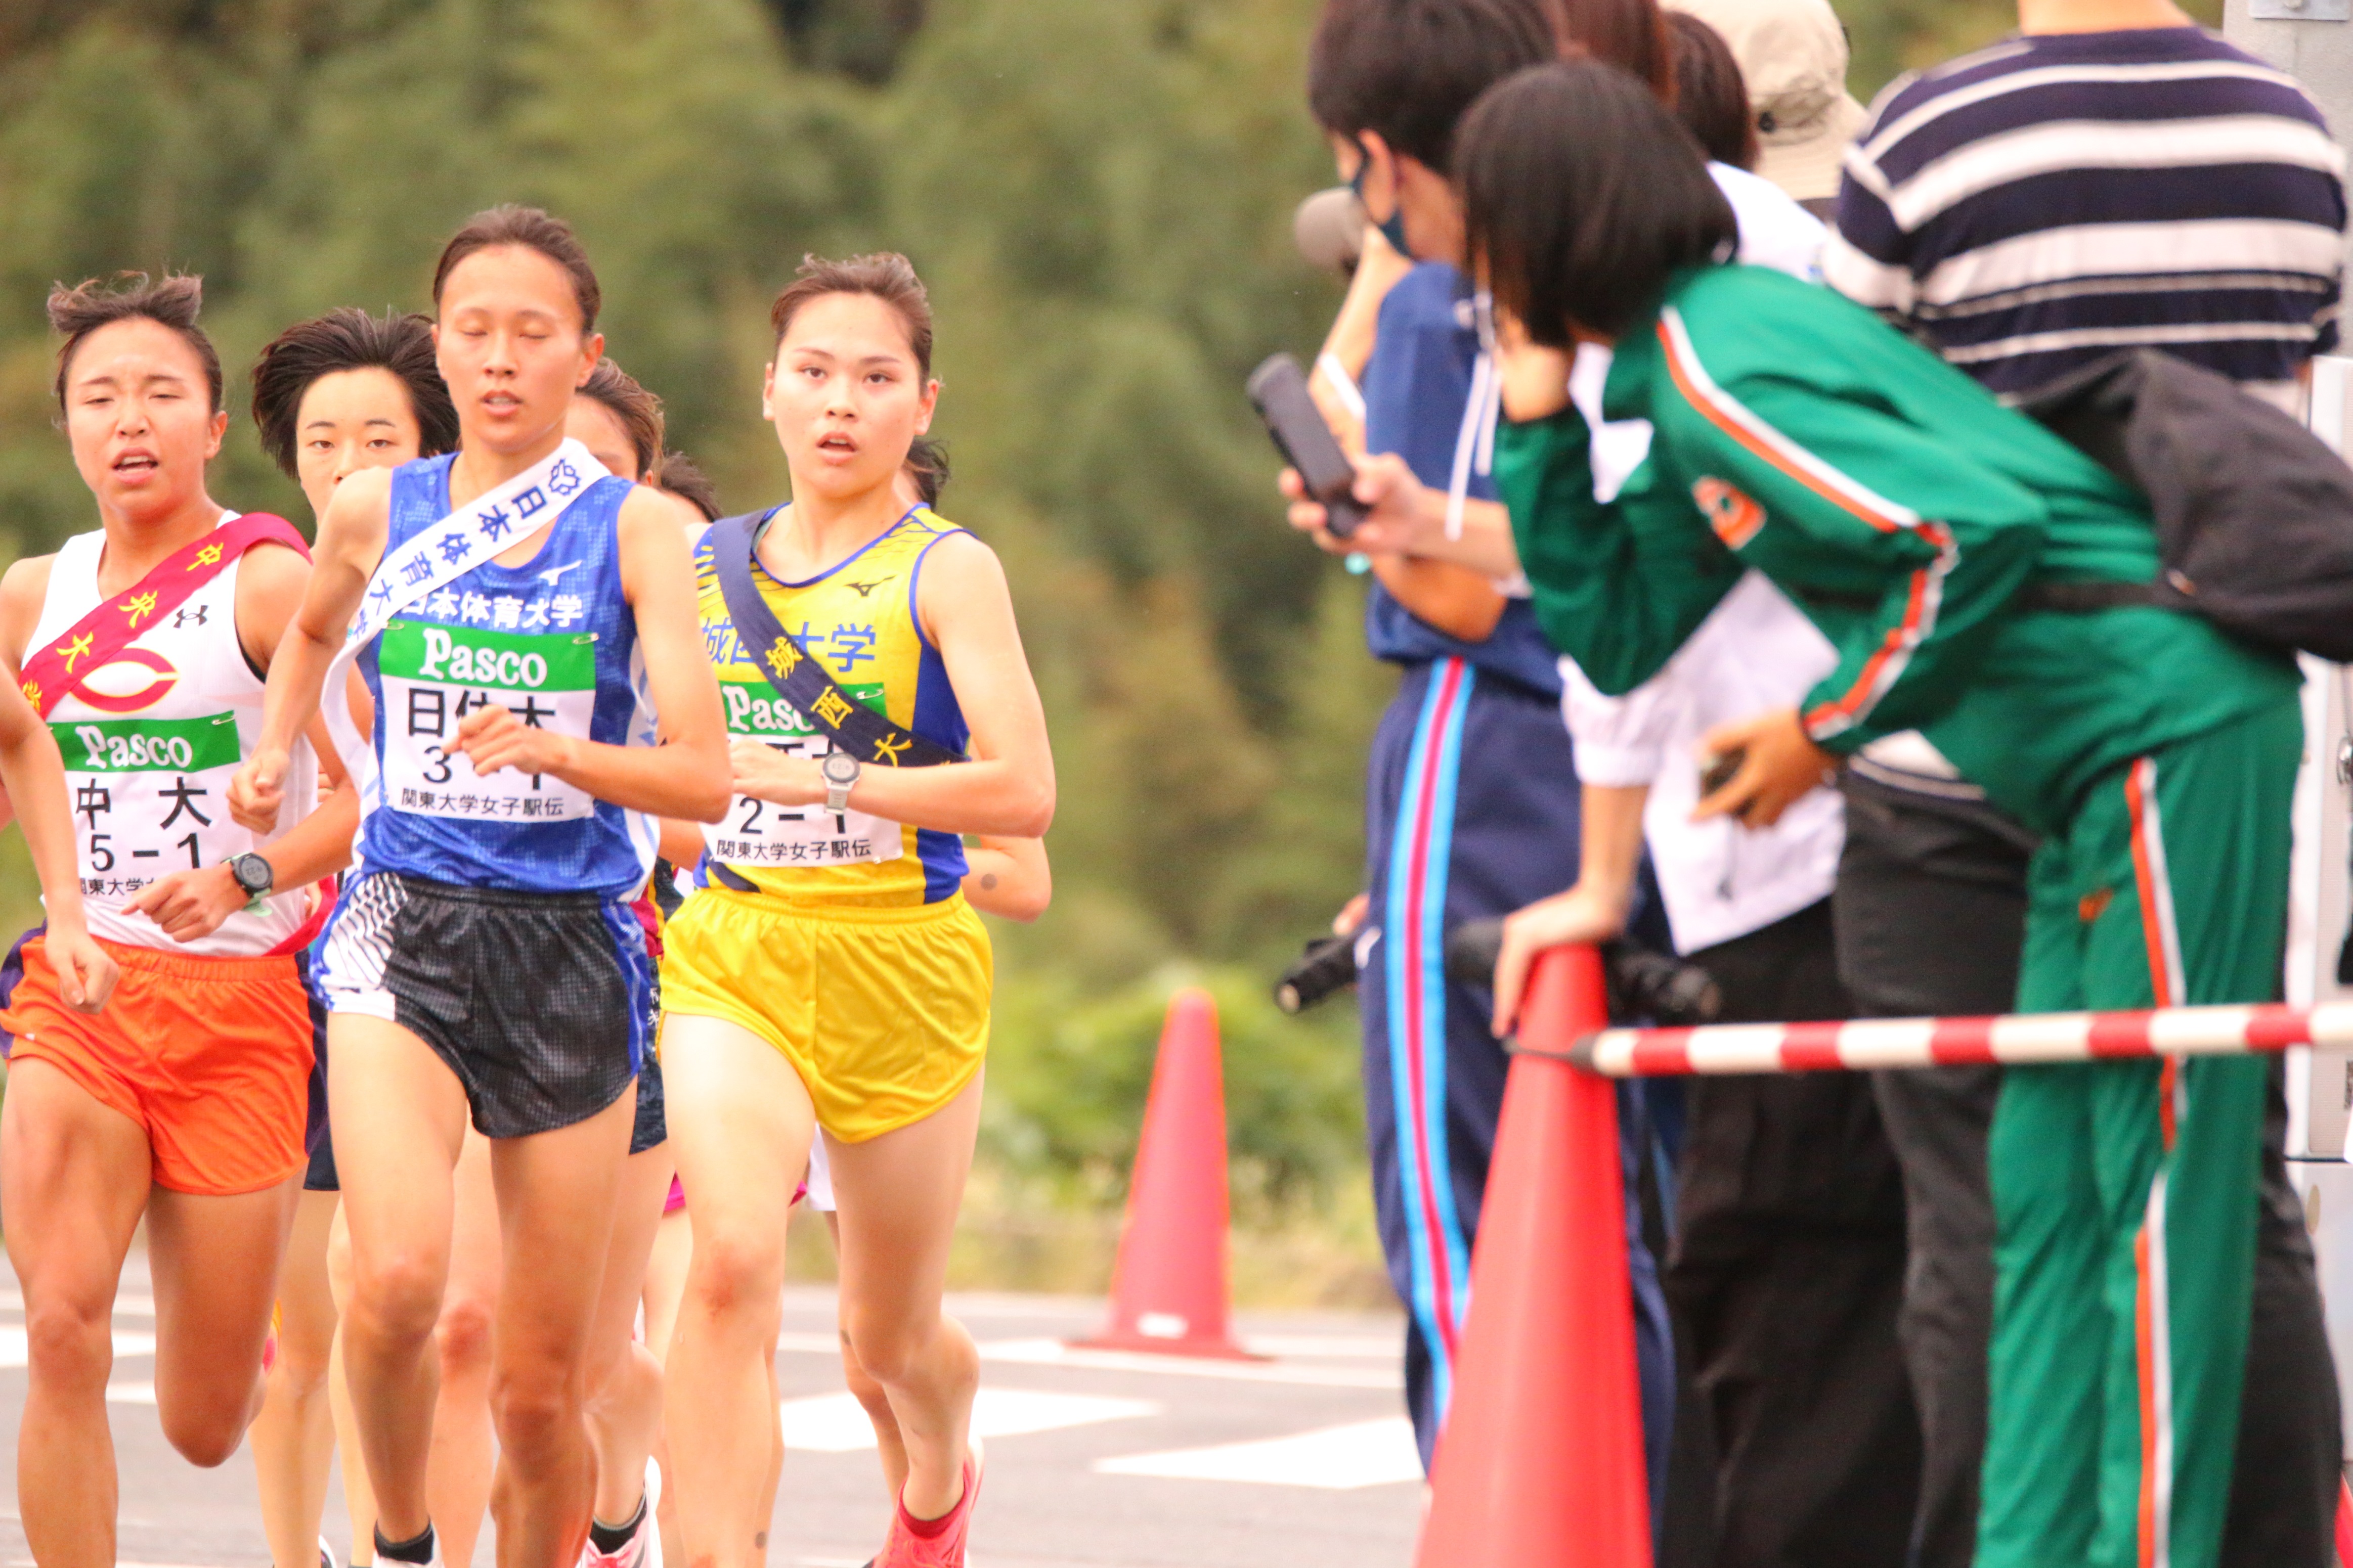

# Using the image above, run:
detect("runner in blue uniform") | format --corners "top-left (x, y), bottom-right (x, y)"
top-left (228, 206), bottom-right (727, 1568)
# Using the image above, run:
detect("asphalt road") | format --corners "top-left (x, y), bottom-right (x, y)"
top-left (0, 1256), bottom-right (1423, 1568)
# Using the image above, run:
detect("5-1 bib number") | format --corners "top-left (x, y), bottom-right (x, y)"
top-left (51, 712), bottom-right (243, 893)
top-left (377, 621), bottom-right (597, 822)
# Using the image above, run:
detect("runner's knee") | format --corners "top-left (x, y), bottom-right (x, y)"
top-left (348, 1249), bottom-right (447, 1349)
top-left (22, 1295), bottom-right (112, 1392)
top-left (158, 1381), bottom-right (254, 1467)
top-left (433, 1284), bottom-right (497, 1377)
top-left (686, 1226), bottom-right (787, 1322)
top-left (490, 1358), bottom-right (583, 1461)
top-left (839, 1307), bottom-right (936, 1387)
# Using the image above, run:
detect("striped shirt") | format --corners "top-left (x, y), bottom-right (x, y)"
top-left (1824, 27), bottom-right (2347, 409)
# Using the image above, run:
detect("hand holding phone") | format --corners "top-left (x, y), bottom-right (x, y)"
top-left (1249, 352), bottom-right (1367, 539)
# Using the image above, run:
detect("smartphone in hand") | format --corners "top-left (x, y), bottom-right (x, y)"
top-left (1249, 352), bottom-right (1367, 539)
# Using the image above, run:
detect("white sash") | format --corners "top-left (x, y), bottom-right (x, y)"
top-left (323, 439), bottom-right (612, 816)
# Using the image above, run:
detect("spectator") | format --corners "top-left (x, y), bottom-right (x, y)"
top-left (1456, 57), bottom-right (2308, 1568)
top-left (1665, 0), bottom-right (1863, 218)
top-left (1825, 6), bottom-right (2347, 1564)
top-left (1300, 0), bottom-right (1680, 1502)
top-left (1666, 11), bottom-right (1760, 172)
top-left (1298, 6), bottom-right (1918, 1560)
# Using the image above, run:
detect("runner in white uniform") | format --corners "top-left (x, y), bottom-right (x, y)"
top-left (0, 273), bottom-right (347, 1567)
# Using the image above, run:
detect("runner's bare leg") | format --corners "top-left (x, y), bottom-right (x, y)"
top-left (332, 1016), bottom-right (469, 1545)
top-left (2, 1060), bottom-right (150, 1568)
top-left (827, 1073), bottom-right (984, 1522)
top-left (430, 1132), bottom-right (501, 1567)
top-left (252, 1188), bottom-right (342, 1568)
top-left (486, 1088), bottom-right (635, 1567)
top-left (663, 1015), bottom-right (816, 1568)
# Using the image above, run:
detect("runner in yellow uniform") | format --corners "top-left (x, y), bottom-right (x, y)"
top-left (660, 253), bottom-right (1054, 1568)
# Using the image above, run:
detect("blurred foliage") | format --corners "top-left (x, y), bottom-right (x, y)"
top-left (0, 0), bottom-right (2219, 1243)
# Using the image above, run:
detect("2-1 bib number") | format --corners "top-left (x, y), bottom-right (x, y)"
top-left (704, 676), bottom-right (901, 868)
top-left (377, 622), bottom-right (597, 822)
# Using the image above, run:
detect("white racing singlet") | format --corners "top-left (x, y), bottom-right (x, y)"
top-left (27, 518), bottom-right (321, 955)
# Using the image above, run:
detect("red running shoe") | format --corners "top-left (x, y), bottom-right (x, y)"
top-left (873, 1444), bottom-right (983, 1568)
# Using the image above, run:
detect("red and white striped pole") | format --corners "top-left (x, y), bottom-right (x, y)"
top-left (1533, 1000), bottom-right (2353, 1078)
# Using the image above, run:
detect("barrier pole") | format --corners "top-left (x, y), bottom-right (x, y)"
top-left (1543, 1001), bottom-right (2353, 1078)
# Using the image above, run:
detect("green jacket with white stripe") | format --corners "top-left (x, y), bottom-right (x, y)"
top-left (1496, 262), bottom-right (2299, 838)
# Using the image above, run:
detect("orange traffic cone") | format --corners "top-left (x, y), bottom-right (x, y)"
top-left (1417, 945), bottom-right (1652, 1568)
top-left (1074, 987), bottom-right (1259, 1360)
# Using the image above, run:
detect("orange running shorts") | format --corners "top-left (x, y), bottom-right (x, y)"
top-left (0, 934), bottom-right (318, 1196)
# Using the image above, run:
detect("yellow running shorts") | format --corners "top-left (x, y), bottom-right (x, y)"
top-left (657, 887), bottom-right (992, 1143)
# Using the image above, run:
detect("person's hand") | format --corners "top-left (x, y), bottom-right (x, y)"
top-left (1333, 891), bottom-right (1371, 938)
top-left (126, 863), bottom-right (249, 944)
top-left (1692, 708), bottom-right (1837, 829)
top-left (1494, 308), bottom-right (1574, 423)
top-left (730, 740), bottom-right (824, 807)
top-left (452, 704), bottom-right (577, 778)
top-left (229, 746), bottom-right (292, 834)
top-left (1281, 452), bottom-right (1440, 558)
top-left (1490, 882), bottom-right (1630, 1037)
top-left (45, 920), bottom-right (117, 1013)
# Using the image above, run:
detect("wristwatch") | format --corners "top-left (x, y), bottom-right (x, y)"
top-left (821, 751), bottom-right (862, 813)
top-left (229, 852), bottom-right (275, 900)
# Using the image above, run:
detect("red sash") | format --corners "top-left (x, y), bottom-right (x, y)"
top-left (17, 513), bottom-right (309, 719)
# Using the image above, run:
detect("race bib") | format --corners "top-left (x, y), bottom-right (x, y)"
top-left (704, 673), bottom-right (902, 868)
top-left (376, 620), bottom-right (598, 823)
top-left (52, 712), bottom-right (243, 897)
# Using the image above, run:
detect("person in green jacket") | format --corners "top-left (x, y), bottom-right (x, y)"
top-left (1439, 59), bottom-right (2304, 1568)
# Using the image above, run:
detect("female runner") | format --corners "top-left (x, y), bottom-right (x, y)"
top-left (0, 272), bottom-right (346, 1568)
top-left (660, 252), bottom-right (1053, 1568)
top-left (229, 206), bottom-right (728, 1568)
top-left (242, 307), bottom-right (458, 1568)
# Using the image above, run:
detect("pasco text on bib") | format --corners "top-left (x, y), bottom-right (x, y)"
top-left (707, 673), bottom-right (903, 868)
top-left (377, 620), bottom-right (597, 823)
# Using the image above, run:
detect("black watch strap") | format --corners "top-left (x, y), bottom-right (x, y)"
top-left (231, 853), bottom-right (274, 897)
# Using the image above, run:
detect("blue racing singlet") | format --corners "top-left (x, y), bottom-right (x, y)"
top-left (351, 454), bottom-right (658, 896)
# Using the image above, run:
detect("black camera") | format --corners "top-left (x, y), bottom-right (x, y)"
top-left (1275, 933), bottom-right (1362, 1015)
top-left (1274, 916), bottom-right (1721, 1028)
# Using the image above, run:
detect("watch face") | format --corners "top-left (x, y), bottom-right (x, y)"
top-left (822, 752), bottom-right (859, 784)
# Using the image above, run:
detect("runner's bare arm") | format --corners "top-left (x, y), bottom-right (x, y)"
top-left (452, 487), bottom-right (730, 821)
top-left (729, 531), bottom-right (1054, 837)
top-left (961, 835), bottom-right (1051, 921)
top-left (0, 680), bottom-right (116, 1010)
top-left (0, 556), bottom-right (60, 833)
top-left (229, 468), bottom-right (391, 833)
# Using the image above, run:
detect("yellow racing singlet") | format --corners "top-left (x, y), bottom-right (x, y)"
top-left (692, 506), bottom-right (971, 910)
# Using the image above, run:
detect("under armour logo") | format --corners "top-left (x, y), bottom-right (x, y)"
top-left (170, 605), bottom-right (210, 629)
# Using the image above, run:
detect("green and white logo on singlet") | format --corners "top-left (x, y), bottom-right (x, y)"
top-left (376, 621), bottom-right (599, 823)
top-left (51, 713), bottom-right (240, 774)
top-left (707, 672), bottom-right (902, 869)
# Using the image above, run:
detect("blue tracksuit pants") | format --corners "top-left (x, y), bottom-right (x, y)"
top-left (1360, 655), bottom-right (1675, 1507)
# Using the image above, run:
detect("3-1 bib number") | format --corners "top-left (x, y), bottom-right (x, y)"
top-left (377, 622), bottom-right (597, 822)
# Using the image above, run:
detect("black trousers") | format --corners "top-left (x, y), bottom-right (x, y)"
top-left (1666, 898), bottom-right (1922, 1568)
top-left (1834, 771), bottom-right (2341, 1568)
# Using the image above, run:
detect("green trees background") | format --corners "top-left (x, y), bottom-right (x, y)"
top-left (0, 0), bottom-right (2128, 1290)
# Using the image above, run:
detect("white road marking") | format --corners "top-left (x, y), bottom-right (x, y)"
top-left (1096, 1416), bottom-right (1423, 1490)
top-left (105, 1381), bottom-right (156, 1404)
top-left (979, 1337), bottom-right (1401, 1391)
top-left (1233, 1333), bottom-right (1398, 1360)
top-left (780, 1387), bottom-right (1158, 1453)
top-left (0, 1326), bottom-right (158, 1368)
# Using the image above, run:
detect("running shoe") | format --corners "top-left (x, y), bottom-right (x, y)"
top-left (873, 1444), bottom-right (983, 1568)
top-left (317, 1538), bottom-right (339, 1568)
top-left (575, 1456), bottom-right (663, 1568)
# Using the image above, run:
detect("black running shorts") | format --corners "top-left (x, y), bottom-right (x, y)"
top-left (314, 873), bottom-right (657, 1141)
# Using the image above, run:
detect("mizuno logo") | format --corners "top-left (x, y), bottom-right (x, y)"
top-left (845, 578), bottom-right (891, 599)
top-left (537, 560), bottom-right (586, 587)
